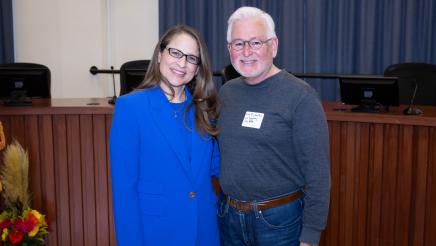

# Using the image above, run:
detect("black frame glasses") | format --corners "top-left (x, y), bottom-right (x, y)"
top-left (228, 38), bottom-right (273, 51)
top-left (166, 47), bottom-right (201, 65)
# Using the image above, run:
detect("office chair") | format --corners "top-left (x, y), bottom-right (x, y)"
top-left (0, 62), bottom-right (51, 100)
top-left (119, 60), bottom-right (150, 95)
top-left (221, 64), bottom-right (240, 85)
top-left (384, 62), bottom-right (436, 106)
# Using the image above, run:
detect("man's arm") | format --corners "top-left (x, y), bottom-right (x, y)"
top-left (293, 91), bottom-right (331, 244)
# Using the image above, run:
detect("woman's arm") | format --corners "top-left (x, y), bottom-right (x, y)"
top-left (110, 97), bottom-right (144, 245)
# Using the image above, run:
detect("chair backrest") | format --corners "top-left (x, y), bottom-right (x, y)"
top-left (221, 64), bottom-right (240, 85)
top-left (119, 60), bottom-right (150, 95)
top-left (0, 62), bottom-right (51, 98)
top-left (384, 62), bottom-right (436, 105)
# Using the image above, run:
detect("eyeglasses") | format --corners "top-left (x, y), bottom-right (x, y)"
top-left (166, 47), bottom-right (201, 65)
top-left (228, 38), bottom-right (273, 51)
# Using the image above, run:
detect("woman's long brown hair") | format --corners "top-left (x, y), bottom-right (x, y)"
top-left (136, 25), bottom-right (218, 136)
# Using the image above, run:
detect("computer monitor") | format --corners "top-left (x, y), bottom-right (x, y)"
top-left (0, 63), bottom-right (51, 102)
top-left (339, 75), bottom-right (399, 112)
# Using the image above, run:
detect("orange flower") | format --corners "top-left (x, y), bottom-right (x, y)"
top-left (24, 210), bottom-right (42, 237)
top-left (28, 210), bottom-right (42, 221)
top-left (27, 219), bottom-right (40, 237)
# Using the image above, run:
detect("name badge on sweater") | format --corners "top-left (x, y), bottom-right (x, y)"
top-left (241, 111), bottom-right (264, 129)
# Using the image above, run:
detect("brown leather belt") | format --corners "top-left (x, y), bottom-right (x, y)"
top-left (223, 191), bottom-right (303, 211)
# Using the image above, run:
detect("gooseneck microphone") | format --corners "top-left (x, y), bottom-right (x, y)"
top-left (108, 66), bottom-right (117, 105)
top-left (403, 79), bottom-right (423, 115)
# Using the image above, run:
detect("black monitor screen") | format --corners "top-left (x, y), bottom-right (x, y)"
top-left (0, 64), bottom-right (51, 99)
top-left (339, 76), bottom-right (399, 112)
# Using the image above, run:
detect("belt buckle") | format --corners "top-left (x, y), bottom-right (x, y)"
top-left (230, 197), bottom-right (251, 211)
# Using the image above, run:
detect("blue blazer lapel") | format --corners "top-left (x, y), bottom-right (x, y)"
top-left (148, 87), bottom-right (194, 182)
top-left (189, 107), bottom-right (212, 183)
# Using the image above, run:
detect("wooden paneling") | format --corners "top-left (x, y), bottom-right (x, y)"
top-left (105, 115), bottom-right (116, 246)
top-left (1, 100), bottom-right (436, 246)
top-left (320, 120), bottom-right (436, 246)
top-left (67, 115), bottom-right (85, 246)
top-left (39, 115), bottom-right (57, 245)
top-left (426, 128), bottom-right (436, 244)
top-left (80, 115), bottom-right (97, 246)
top-left (93, 115), bottom-right (111, 246)
top-left (0, 99), bottom-right (113, 246)
top-left (53, 115), bottom-right (71, 246)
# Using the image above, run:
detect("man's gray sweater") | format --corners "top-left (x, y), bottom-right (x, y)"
top-left (218, 70), bottom-right (331, 244)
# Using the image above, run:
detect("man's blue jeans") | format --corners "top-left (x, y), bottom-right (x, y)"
top-left (217, 194), bottom-right (304, 246)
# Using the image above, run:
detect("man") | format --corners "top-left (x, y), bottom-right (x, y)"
top-left (217, 6), bottom-right (330, 246)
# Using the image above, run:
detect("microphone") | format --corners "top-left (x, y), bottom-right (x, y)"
top-left (403, 78), bottom-right (423, 115)
top-left (108, 66), bottom-right (117, 105)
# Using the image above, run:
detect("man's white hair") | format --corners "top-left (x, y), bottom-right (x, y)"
top-left (226, 6), bottom-right (276, 42)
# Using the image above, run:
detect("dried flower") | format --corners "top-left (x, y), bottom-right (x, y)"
top-left (0, 140), bottom-right (30, 212)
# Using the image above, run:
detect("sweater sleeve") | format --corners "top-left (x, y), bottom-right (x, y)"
top-left (109, 96), bottom-right (144, 246)
top-left (293, 91), bottom-right (331, 244)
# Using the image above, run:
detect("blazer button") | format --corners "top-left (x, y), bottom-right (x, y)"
top-left (189, 191), bottom-right (196, 198)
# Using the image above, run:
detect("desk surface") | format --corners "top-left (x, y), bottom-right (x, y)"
top-left (1, 98), bottom-right (436, 127)
top-left (0, 98), bottom-right (114, 115)
top-left (323, 102), bottom-right (436, 127)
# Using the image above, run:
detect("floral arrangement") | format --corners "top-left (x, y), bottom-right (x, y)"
top-left (0, 132), bottom-right (49, 246)
top-left (0, 208), bottom-right (48, 245)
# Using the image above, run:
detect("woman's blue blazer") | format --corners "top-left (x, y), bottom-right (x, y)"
top-left (110, 87), bottom-right (220, 246)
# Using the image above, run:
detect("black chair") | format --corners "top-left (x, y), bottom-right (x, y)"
top-left (221, 64), bottom-right (240, 85)
top-left (119, 60), bottom-right (150, 95)
top-left (384, 62), bottom-right (436, 106)
top-left (0, 62), bottom-right (51, 100)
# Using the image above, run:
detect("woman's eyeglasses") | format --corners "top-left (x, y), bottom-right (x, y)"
top-left (228, 38), bottom-right (273, 51)
top-left (166, 47), bottom-right (201, 65)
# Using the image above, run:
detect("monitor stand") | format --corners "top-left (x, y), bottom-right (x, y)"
top-left (351, 99), bottom-right (384, 113)
top-left (3, 91), bottom-right (32, 106)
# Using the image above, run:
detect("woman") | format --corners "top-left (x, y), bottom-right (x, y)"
top-left (110, 25), bottom-right (219, 246)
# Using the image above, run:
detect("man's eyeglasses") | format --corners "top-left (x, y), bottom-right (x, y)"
top-left (166, 47), bottom-right (201, 65)
top-left (228, 38), bottom-right (273, 51)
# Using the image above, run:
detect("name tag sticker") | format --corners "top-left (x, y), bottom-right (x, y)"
top-left (241, 111), bottom-right (264, 129)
